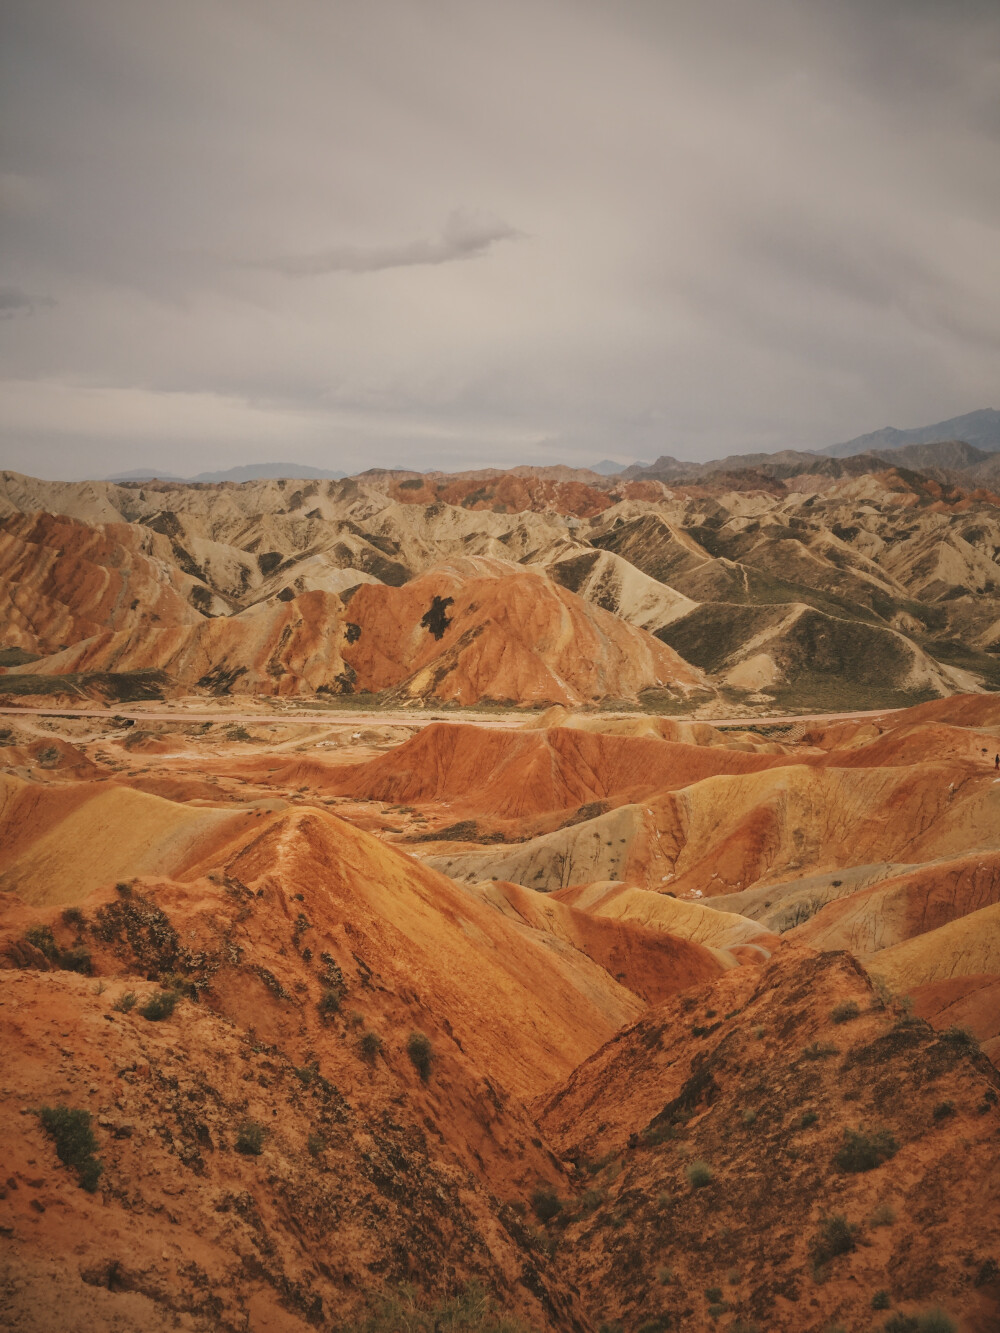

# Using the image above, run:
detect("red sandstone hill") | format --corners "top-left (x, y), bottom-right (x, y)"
top-left (0, 510), bottom-right (218, 655)
top-left (7, 556), bottom-right (711, 707)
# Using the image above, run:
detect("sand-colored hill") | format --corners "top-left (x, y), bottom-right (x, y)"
top-left (425, 758), bottom-right (1000, 896)
top-left (658, 599), bottom-right (976, 698)
top-left (0, 773), bottom-right (262, 905)
top-left (787, 851), bottom-right (1000, 956)
top-left (867, 901), bottom-right (1000, 992)
top-left (468, 878), bottom-right (736, 1004)
top-left (545, 546), bottom-right (697, 635)
top-left (553, 880), bottom-right (776, 954)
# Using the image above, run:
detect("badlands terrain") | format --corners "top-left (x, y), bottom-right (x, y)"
top-left (1, 454), bottom-right (1000, 1332)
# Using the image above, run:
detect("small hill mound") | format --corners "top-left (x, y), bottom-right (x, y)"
top-left (469, 879), bottom-right (735, 1005)
top-left (324, 722), bottom-right (791, 824)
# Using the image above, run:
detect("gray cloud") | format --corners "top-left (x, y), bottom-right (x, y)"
top-left (0, 286), bottom-right (51, 318)
top-left (254, 211), bottom-right (522, 276)
top-left (0, 0), bottom-right (998, 478)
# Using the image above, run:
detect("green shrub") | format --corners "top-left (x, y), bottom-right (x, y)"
top-left (61, 906), bottom-right (86, 928)
top-left (802, 1041), bottom-right (839, 1060)
top-left (834, 1126), bottom-right (899, 1173)
top-left (24, 924), bottom-right (57, 958)
top-left (529, 1186), bottom-right (562, 1223)
top-left (112, 990), bottom-right (137, 1013)
top-left (307, 1132), bottom-right (325, 1157)
top-left (882, 1312), bottom-right (956, 1333)
top-left (793, 1110), bottom-right (819, 1130)
top-left (937, 1026), bottom-right (979, 1055)
top-left (932, 1101), bottom-right (955, 1121)
top-left (870, 1202), bottom-right (897, 1227)
top-left (318, 987), bottom-right (341, 1020)
top-left (831, 1000), bottom-right (860, 1024)
top-left (358, 1031), bottom-right (382, 1063)
top-left (58, 945), bottom-right (93, 974)
top-left (656, 1267), bottom-right (673, 1285)
top-left (406, 1030), bottom-right (434, 1081)
top-left (811, 1213), bottom-right (859, 1267)
top-left (24, 924), bottom-right (93, 974)
top-left (686, 1160), bottom-right (713, 1189)
top-left (139, 989), bottom-right (179, 1021)
top-left (579, 1187), bottom-right (605, 1215)
top-left (37, 1104), bottom-right (102, 1192)
top-left (235, 1119), bottom-right (266, 1155)
top-left (704, 1286), bottom-right (723, 1303)
top-left (872, 1290), bottom-right (891, 1309)
top-left (741, 1108), bottom-right (757, 1126)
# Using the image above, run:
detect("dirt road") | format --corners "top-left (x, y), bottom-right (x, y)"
top-left (0, 702), bottom-right (899, 729)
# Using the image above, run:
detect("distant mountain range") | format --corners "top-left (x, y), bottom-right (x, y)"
top-left (820, 408), bottom-right (1000, 457)
top-left (108, 463), bottom-right (347, 483)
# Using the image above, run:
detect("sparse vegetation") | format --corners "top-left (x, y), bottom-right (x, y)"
top-left (23, 923), bottom-right (92, 974)
top-left (530, 1186), bottom-right (562, 1223)
top-left (831, 1000), bottom-right (860, 1024)
top-left (938, 1026), bottom-right (979, 1055)
top-left (138, 989), bottom-right (179, 1021)
top-left (741, 1108), bottom-right (757, 1126)
top-left (802, 1041), bottom-right (839, 1060)
top-left (834, 1126), bottom-right (899, 1173)
top-left (112, 990), bottom-right (138, 1013)
top-left (882, 1312), bottom-right (956, 1333)
top-left (235, 1119), bottom-right (266, 1155)
top-left (870, 1202), bottom-right (897, 1227)
top-left (685, 1159), bottom-right (713, 1189)
top-left (406, 1030), bottom-right (434, 1081)
top-left (37, 1104), bottom-right (102, 1192)
top-left (811, 1213), bottom-right (860, 1268)
top-left (318, 987), bottom-right (342, 1020)
top-left (358, 1030), bottom-right (383, 1063)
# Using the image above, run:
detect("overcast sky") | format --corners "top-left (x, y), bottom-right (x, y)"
top-left (2, 0), bottom-right (999, 479)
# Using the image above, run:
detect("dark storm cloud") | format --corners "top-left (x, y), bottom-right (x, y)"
top-left (255, 211), bottom-right (522, 276)
top-left (0, 0), bottom-right (998, 478)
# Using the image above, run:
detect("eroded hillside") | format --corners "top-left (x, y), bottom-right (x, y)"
top-left (2, 694), bottom-right (1000, 1331)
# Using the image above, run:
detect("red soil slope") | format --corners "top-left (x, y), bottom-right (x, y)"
top-left (0, 511), bottom-right (209, 654)
top-left (341, 558), bottom-right (710, 706)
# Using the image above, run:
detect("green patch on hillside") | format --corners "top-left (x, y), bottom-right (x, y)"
top-left (0, 669), bottom-right (170, 702)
